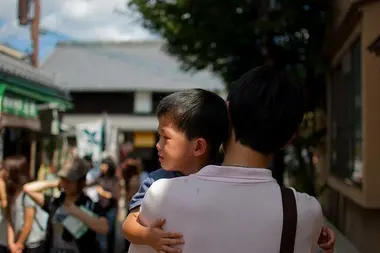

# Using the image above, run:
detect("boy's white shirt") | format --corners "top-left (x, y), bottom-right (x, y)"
top-left (128, 165), bottom-right (324, 253)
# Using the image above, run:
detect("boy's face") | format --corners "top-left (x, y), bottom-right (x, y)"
top-left (156, 116), bottom-right (204, 173)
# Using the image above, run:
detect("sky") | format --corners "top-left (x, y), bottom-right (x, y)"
top-left (0, 0), bottom-right (154, 61)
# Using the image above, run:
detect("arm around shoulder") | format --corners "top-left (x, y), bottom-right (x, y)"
top-left (122, 208), bottom-right (150, 244)
top-left (23, 180), bottom-right (59, 208)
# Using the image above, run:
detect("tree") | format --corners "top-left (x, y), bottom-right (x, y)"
top-left (128, 0), bottom-right (331, 195)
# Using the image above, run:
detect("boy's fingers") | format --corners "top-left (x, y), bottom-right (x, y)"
top-left (161, 238), bottom-right (185, 245)
top-left (151, 218), bottom-right (166, 228)
top-left (163, 231), bottom-right (183, 238)
top-left (160, 245), bottom-right (182, 253)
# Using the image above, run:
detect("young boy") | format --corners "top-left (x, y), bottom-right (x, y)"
top-left (122, 89), bottom-right (230, 251)
top-left (122, 88), bottom-right (336, 253)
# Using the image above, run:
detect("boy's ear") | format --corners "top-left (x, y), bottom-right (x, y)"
top-left (194, 138), bottom-right (207, 157)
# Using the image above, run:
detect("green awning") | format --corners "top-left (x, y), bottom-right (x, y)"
top-left (0, 82), bottom-right (72, 110)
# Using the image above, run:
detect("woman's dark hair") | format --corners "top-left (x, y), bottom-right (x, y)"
top-left (4, 156), bottom-right (30, 206)
top-left (123, 164), bottom-right (139, 191)
top-left (101, 157), bottom-right (117, 178)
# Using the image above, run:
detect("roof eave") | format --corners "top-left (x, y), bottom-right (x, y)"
top-left (0, 54), bottom-right (71, 101)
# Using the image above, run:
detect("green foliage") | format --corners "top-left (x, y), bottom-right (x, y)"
top-left (128, 0), bottom-right (332, 194)
top-left (128, 0), bottom-right (331, 102)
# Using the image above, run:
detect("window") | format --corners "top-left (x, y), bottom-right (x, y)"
top-left (134, 92), bottom-right (152, 114)
top-left (330, 38), bottom-right (362, 186)
top-left (69, 92), bottom-right (134, 114)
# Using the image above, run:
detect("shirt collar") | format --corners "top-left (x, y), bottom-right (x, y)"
top-left (193, 165), bottom-right (276, 183)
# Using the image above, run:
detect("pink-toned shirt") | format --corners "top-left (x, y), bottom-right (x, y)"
top-left (128, 165), bottom-right (323, 253)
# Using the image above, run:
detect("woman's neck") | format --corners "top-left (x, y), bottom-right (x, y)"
top-left (223, 140), bottom-right (270, 169)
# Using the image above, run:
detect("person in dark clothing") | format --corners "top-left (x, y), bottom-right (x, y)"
top-left (94, 157), bottom-right (120, 253)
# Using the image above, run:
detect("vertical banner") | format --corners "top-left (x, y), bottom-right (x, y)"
top-left (75, 120), bottom-right (104, 162)
top-left (104, 121), bottom-right (119, 164)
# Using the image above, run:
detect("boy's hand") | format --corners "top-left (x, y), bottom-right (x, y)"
top-left (318, 226), bottom-right (336, 253)
top-left (146, 218), bottom-right (184, 253)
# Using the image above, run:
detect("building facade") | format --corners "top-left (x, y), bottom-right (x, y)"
top-left (0, 45), bottom-right (72, 177)
top-left (320, 1), bottom-right (380, 252)
top-left (41, 41), bottom-right (225, 169)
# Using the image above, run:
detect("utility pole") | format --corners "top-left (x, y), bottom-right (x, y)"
top-left (31, 0), bottom-right (40, 67)
top-left (18, 0), bottom-right (40, 67)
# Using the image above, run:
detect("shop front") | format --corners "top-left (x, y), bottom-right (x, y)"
top-left (320, 1), bottom-right (380, 252)
top-left (0, 89), bottom-right (40, 168)
top-left (0, 52), bottom-right (72, 178)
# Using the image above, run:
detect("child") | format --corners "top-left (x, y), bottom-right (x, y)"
top-left (122, 89), bottom-right (229, 251)
top-left (122, 88), bottom-right (336, 253)
top-left (23, 157), bottom-right (108, 253)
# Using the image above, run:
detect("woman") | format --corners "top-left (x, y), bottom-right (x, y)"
top-left (23, 157), bottom-right (108, 253)
top-left (2, 156), bottom-right (45, 253)
top-left (95, 157), bottom-right (120, 253)
top-left (0, 171), bottom-right (9, 253)
top-left (121, 163), bottom-right (141, 252)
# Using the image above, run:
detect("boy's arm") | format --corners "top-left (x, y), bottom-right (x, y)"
top-left (122, 208), bottom-right (150, 244)
top-left (122, 173), bottom-right (156, 243)
top-left (123, 207), bottom-right (183, 251)
top-left (122, 174), bottom-right (183, 252)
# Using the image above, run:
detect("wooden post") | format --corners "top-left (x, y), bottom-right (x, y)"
top-left (31, 0), bottom-right (40, 67)
top-left (29, 131), bottom-right (37, 179)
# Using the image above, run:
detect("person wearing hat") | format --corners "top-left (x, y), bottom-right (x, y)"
top-left (23, 157), bottom-right (108, 253)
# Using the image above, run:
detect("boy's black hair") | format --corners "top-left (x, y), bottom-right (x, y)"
top-left (227, 65), bottom-right (305, 155)
top-left (156, 89), bottom-right (229, 159)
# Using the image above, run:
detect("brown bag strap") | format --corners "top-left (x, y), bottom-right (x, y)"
top-left (280, 186), bottom-right (298, 253)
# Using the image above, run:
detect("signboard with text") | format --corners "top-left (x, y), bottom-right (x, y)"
top-left (1, 95), bottom-right (38, 118)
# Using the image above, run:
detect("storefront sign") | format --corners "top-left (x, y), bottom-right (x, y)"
top-left (134, 132), bottom-right (156, 148)
top-left (1, 95), bottom-right (38, 118)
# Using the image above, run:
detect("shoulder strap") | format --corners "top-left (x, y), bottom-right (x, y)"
top-left (22, 192), bottom-right (45, 231)
top-left (279, 186), bottom-right (298, 253)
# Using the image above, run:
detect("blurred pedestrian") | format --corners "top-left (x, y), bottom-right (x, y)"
top-left (121, 163), bottom-right (141, 252)
top-left (93, 157), bottom-right (120, 253)
top-left (23, 157), bottom-right (108, 253)
top-left (84, 155), bottom-right (101, 203)
top-left (3, 156), bottom-right (46, 253)
top-left (0, 169), bottom-right (8, 253)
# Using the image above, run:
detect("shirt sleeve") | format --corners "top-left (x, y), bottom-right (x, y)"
top-left (128, 176), bottom-right (155, 211)
top-left (23, 194), bottom-right (37, 208)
